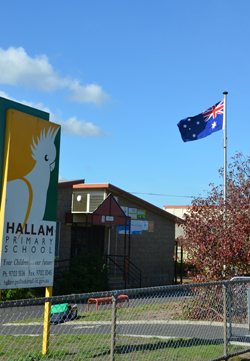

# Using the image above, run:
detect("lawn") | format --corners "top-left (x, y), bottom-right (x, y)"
top-left (0, 334), bottom-right (246, 361)
top-left (9, 300), bottom-right (198, 324)
top-left (2, 299), bottom-right (249, 360)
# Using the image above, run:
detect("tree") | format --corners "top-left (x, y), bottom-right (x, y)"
top-left (178, 152), bottom-right (250, 282)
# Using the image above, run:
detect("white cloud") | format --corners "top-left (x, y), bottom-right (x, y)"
top-left (0, 47), bottom-right (66, 91)
top-left (59, 175), bottom-right (67, 181)
top-left (69, 81), bottom-right (110, 105)
top-left (54, 116), bottom-right (106, 138)
top-left (0, 92), bottom-right (107, 138)
top-left (0, 47), bottom-right (110, 105)
top-left (0, 90), bottom-right (12, 98)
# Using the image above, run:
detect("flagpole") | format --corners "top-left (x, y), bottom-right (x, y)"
top-left (223, 91), bottom-right (228, 211)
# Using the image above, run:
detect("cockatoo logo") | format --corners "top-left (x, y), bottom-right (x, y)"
top-left (24, 126), bottom-right (59, 225)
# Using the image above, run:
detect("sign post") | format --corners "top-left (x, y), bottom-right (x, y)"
top-left (42, 286), bottom-right (53, 355)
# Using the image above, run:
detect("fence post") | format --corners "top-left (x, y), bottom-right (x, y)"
top-left (228, 283), bottom-right (232, 341)
top-left (223, 283), bottom-right (228, 359)
top-left (110, 293), bottom-right (118, 361)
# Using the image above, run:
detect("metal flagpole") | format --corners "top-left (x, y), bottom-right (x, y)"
top-left (223, 91), bottom-right (228, 213)
top-left (222, 92), bottom-right (228, 276)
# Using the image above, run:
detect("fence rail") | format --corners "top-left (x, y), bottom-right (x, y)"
top-left (0, 279), bottom-right (250, 360)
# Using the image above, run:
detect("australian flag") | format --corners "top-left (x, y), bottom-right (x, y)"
top-left (177, 99), bottom-right (224, 142)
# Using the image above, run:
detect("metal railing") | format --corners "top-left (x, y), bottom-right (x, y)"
top-left (106, 255), bottom-right (141, 289)
top-left (0, 279), bottom-right (250, 360)
top-left (54, 258), bottom-right (71, 275)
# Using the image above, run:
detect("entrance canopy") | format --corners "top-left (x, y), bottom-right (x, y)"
top-left (91, 193), bottom-right (130, 226)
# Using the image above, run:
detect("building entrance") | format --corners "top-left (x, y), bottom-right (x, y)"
top-left (70, 224), bottom-right (105, 257)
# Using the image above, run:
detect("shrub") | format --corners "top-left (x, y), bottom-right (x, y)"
top-left (53, 252), bottom-right (110, 295)
top-left (1, 287), bottom-right (43, 301)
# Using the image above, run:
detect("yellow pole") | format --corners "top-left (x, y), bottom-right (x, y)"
top-left (42, 286), bottom-right (52, 355)
top-left (0, 111), bottom-right (11, 303)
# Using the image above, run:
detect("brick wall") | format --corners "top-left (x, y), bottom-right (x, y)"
top-left (109, 193), bottom-right (175, 287)
top-left (56, 186), bottom-right (72, 261)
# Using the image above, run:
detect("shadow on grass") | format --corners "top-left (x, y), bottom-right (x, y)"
top-left (93, 338), bottom-right (223, 357)
top-left (76, 315), bottom-right (86, 320)
top-left (11, 350), bottom-right (78, 361)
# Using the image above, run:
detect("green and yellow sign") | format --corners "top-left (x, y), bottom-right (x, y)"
top-left (0, 99), bottom-right (60, 289)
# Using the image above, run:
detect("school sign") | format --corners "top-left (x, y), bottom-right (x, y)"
top-left (0, 97), bottom-right (61, 289)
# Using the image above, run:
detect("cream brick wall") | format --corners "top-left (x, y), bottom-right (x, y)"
top-left (109, 194), bottom-right (175, 287)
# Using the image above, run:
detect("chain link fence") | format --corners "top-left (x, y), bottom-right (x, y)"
top-left (0, 279), bottom-right (250, 360)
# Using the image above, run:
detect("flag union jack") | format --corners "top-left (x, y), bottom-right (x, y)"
top-left (177, 98), bottom-right (224, 142)
top-left (202, 99), bottom-right (224, 123)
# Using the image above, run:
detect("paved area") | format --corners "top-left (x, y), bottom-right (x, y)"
top-left (1, 319), bottom-right (250, 343)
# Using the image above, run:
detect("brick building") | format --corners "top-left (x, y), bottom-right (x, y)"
top-left (163, 205), bottom-right (192, 283)
top-left (56, 180), bottom-right (179, 287)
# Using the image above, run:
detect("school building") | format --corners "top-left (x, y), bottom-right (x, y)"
top-left (56, 180), bottom-right (179, 288)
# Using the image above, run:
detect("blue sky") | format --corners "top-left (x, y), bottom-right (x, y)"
top-left (0, 1), bottom-right (249, 209)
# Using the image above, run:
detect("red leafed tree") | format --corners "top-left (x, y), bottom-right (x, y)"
top-left (178, 152), bottom-right (250, 282)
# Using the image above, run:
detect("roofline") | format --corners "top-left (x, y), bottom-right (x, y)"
top-left (73, 183), bottom-right (181, 222)
top-left (58, 179), bottom-right (85, 188)
top-left (73, 183), bottom-right (109, 189)
top-left (163, 205), bottom-right (193, 208)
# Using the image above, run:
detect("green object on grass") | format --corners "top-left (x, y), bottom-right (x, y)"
top-left (51, 303), bottom-right (68, 314)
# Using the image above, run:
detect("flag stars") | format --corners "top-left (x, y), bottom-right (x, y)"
top-left (177, 99), bottom-right (224, 142)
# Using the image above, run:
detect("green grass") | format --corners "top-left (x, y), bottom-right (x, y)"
top-left (0, 334), bottom-right (247, 361)
top-left (4, 302), bottom-right (248, 359)
top-left (11, 318), bottom-right (44, 324)
top-left (10, 302), bottom-right (187, 324)
top-left (10, 297), bottom-right (231, 325)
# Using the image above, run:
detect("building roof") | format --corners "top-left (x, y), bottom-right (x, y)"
top-left (72, 182), bottom-right (180, 222)
top-left (58, 179), bottom-right (85, 187)
top-left (92, 193), bottom-right (130, 226)
top-left (163, 205), bottom-right (193, 208)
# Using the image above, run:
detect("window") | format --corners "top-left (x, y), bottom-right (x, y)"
top-left (72, 192), bottom-right (105, 213)
top-left (89, 194), bottom-right (105, 212)
top-left (72, 193), bottom-right (88, 212)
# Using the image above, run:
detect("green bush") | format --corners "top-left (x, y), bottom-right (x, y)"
top-left (53, 252), bottom-right (110, 295)
top-left (1, 287), bottom-right (44, 301)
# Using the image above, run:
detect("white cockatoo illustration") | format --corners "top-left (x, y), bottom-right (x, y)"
top-left (4, 126), bottom-right (59, 229)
